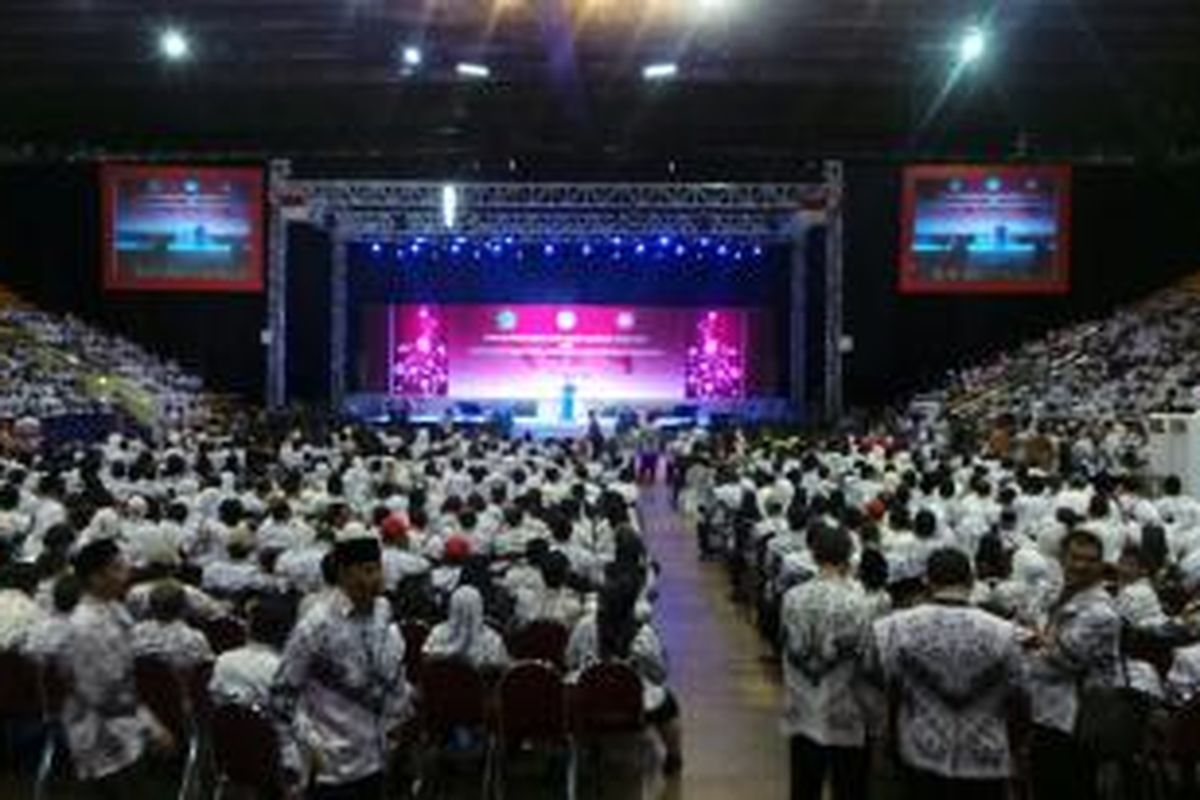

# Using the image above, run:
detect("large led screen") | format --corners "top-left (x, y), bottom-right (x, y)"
top-left (101, 165), bottom-right (264, 292)
top-left (377, 304), bottom-right (758, 401)
top-left (899, 165), bottom-right (1071, 294)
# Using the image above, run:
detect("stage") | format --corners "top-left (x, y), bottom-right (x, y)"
top-left (342, 394), bottom-right (793, 437)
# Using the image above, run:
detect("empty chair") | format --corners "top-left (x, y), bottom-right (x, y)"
top-left (400, 619), bottom-right (431, 682)
top-left (494, 662), bottom-right (569, 798)
top-left (134, 656), bottom-right (211, 800)
top-left (417, 659), bottom-right (491, 797)
top-left (507, 621), bottom-right (569, 671)
top-left (198, 616), bottom-right (248, 655)
top-left (209, 703), bottom-right (281, 800)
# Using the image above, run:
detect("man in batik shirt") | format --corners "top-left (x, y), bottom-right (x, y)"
top-left (1026, 528), bottom-right (1120, 800)
top-left (870, 548), bottom-right (1026, 800)
top-left (271, 530), bottom-right (412, 800)
top-left (63, 538), bottom-right (172, 799)
top-left (780, 523), bottom-right (873, 800)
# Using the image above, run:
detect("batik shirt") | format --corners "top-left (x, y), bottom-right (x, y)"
top-left (62, 596), bottom-right (150, 780)
top-left (130, 619), bottom-right (214, 670)
top-left (871, 600), bottom-right (1025, 779)
top-left (779, 574), bottom-right (872, 747)
top-left (1166, 643), bottom-right (1200, 706)
top-left (1027, 584), bottom-right (1121, 734)
top-left (270, 590), bottom-right (411, 788)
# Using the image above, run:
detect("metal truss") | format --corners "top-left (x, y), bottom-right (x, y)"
top-left (265, 160), bottom-right (846, 422)
top-left (282, 179), bottom-right (832, 241)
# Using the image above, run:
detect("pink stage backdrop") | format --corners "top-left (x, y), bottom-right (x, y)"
top-left (386, 304), bottom-right (748, 401)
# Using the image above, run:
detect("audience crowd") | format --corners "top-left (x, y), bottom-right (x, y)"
top-left (4, 278), bottom-right (1200, 800)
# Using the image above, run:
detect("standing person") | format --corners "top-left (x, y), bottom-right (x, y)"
top-left (1027, 528), bottom-right (1120, 800)
top-left (871, 548), bottom-right (1025, 800)
top-left (63, 538), bottom-right (172, 799)
top-left (270, 532), bottom-right (412, 800)
top-left (779, 524), bottom-right (872, 800)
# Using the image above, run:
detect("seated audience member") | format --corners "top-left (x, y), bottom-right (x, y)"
top-left (515, 551), bottom-right (584, 629)
top-left (209, 596), bottom-right (293, 707)
top-left (130, 580), bottom-right (214, 670)
top-left (23, 572), bottom-right (81, 665)
top-left (0, 560), bottom-right (44, 651)
top-left (566, 579), bottom-right (682, 775)
top-left (872, 548), bottom-right (1026, 800)
top-left (423, 585), bottom-right (510, 674)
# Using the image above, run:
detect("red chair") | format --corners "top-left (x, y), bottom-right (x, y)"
top-left (198, 616), bottom-right (248, 655)
top-left (568, 662), bottom-right (647, 798)
top-left (506, 621), bottom-right (569, 671)
top-left (134, 656), bottom-right (212, 800)
top-left (494, 662), bottom-right (569, 800)
top-left (401, 619), bottom-right (431, 683)
top-left (569, 662), bottom-right (644, 736)
top-left (417, 659), bottom-right (491, 797)
top-left (209, 704), bottom-right (281, 800)
top-left (0, 652), bottom-right (64, 800)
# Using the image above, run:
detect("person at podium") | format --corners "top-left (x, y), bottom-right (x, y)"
top-left (561, 377), bottom-right (577, 422)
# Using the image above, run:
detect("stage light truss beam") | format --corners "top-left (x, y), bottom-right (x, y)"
top-left (283, 180), bottom-right (832, 241)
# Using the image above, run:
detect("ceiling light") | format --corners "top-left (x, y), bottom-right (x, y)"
top-left (958, 26), bottom-right (986, 65)
top-left (642, 63), bottom-right (678, 81)
top-left (456, 62), bottom-right (491, 80)
top-left (159, 28), bottom-right (191, 62)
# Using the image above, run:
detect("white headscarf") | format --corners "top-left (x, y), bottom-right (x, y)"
top-left (444, 585), bottom-right (485, 657)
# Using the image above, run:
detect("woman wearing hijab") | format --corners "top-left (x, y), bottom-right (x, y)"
top-left (566, 579), bottom-right (683, 775)
top-left (423, 585), bottom-right (510, 674)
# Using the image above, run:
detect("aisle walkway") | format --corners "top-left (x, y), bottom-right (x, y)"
top-left (640, 487), bottom-right (788, 800)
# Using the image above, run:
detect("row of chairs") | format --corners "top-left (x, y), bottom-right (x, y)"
top-left (207, 658), bottom-right (647, 799)
top-left (0, 647), bottom-right (647, 800)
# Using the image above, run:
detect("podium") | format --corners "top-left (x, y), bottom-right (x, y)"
top-left (1147, 412), bottom-right (1200, 498)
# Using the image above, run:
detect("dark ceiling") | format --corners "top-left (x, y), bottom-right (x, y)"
top-left (2, 0), bottom-right (1199, 168)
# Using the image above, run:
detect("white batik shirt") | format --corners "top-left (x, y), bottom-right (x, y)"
top-left (1027, 585), bottom-right (1121, 734)
top-left (779, 574), bottom-right (872, 747)
top-left (872, 599), bottom-right (1025, 779)
top-left (270, 590), bottom-right (411, 788)
top-left (62, 597), bottom-right (152, 780)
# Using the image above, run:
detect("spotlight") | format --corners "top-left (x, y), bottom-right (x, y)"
top-left (159, 28), bottom-right (191, 62)
top-left (370, 243), bottom-right (382, 255)
top-left (642, 63), bottom-right (678, 82)
top-left (456, 62), bottom-right (490, 80)
top-left (402, 46), bottom-right (423, 68)
top-left (441, 184), bottom-right (458, 229)
top-left (544, 244), bottom-right (556, 257)
top-left (958, 26), bottom-right (987, 64)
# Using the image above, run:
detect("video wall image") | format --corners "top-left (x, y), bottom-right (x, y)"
top-left (101, 165), bottom-right (264, 292)
top-left (378, 303), bottom-right (754, 401)
top-left (899, 164), bottom-right (1071, 294)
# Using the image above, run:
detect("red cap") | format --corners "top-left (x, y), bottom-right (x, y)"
top-left (443, 534), bottom-right (472, 563)
top-left (380, 513), bottom-right (409, 545)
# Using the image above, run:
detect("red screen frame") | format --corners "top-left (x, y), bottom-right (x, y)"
top-left (898, 164), bottom-right (1072, 295)
top-left (100, 164), bottom-right (265, 293)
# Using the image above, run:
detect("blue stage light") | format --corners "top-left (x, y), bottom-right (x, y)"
top-left (716, 244), bottom-right (729, 256)
top-left (544, 244), bottom-right (556, 256)
top-left (700, 237), bottom-right (711, 247)
top-left (504, 236), bottom-right (515, 245)
top-left (611, 236), bottom-right (623, 246)
top-left (675, 244), bottom-right (686, 256)
top-left (752, 245), bottom-right (764, 257)
top-left (370, 243), bottom-right (382, 255)
top-left (450, 244), bottom-right (462, 255)
top-left (658, 236), bottom-right (671, 248)
top-left (395, 247), bottom-right (405, 259)
top-left (409, 243), bottom-right (420, 254)
top-left (635, 243), bottom-right (647, 255)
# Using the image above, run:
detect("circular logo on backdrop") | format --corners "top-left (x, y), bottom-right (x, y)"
top-left (616, 311), bottom-right (636, 331)
top-left (495, 309), bottom-right (518, 331)
top-left (556, 310), bottom-right (578, 332)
